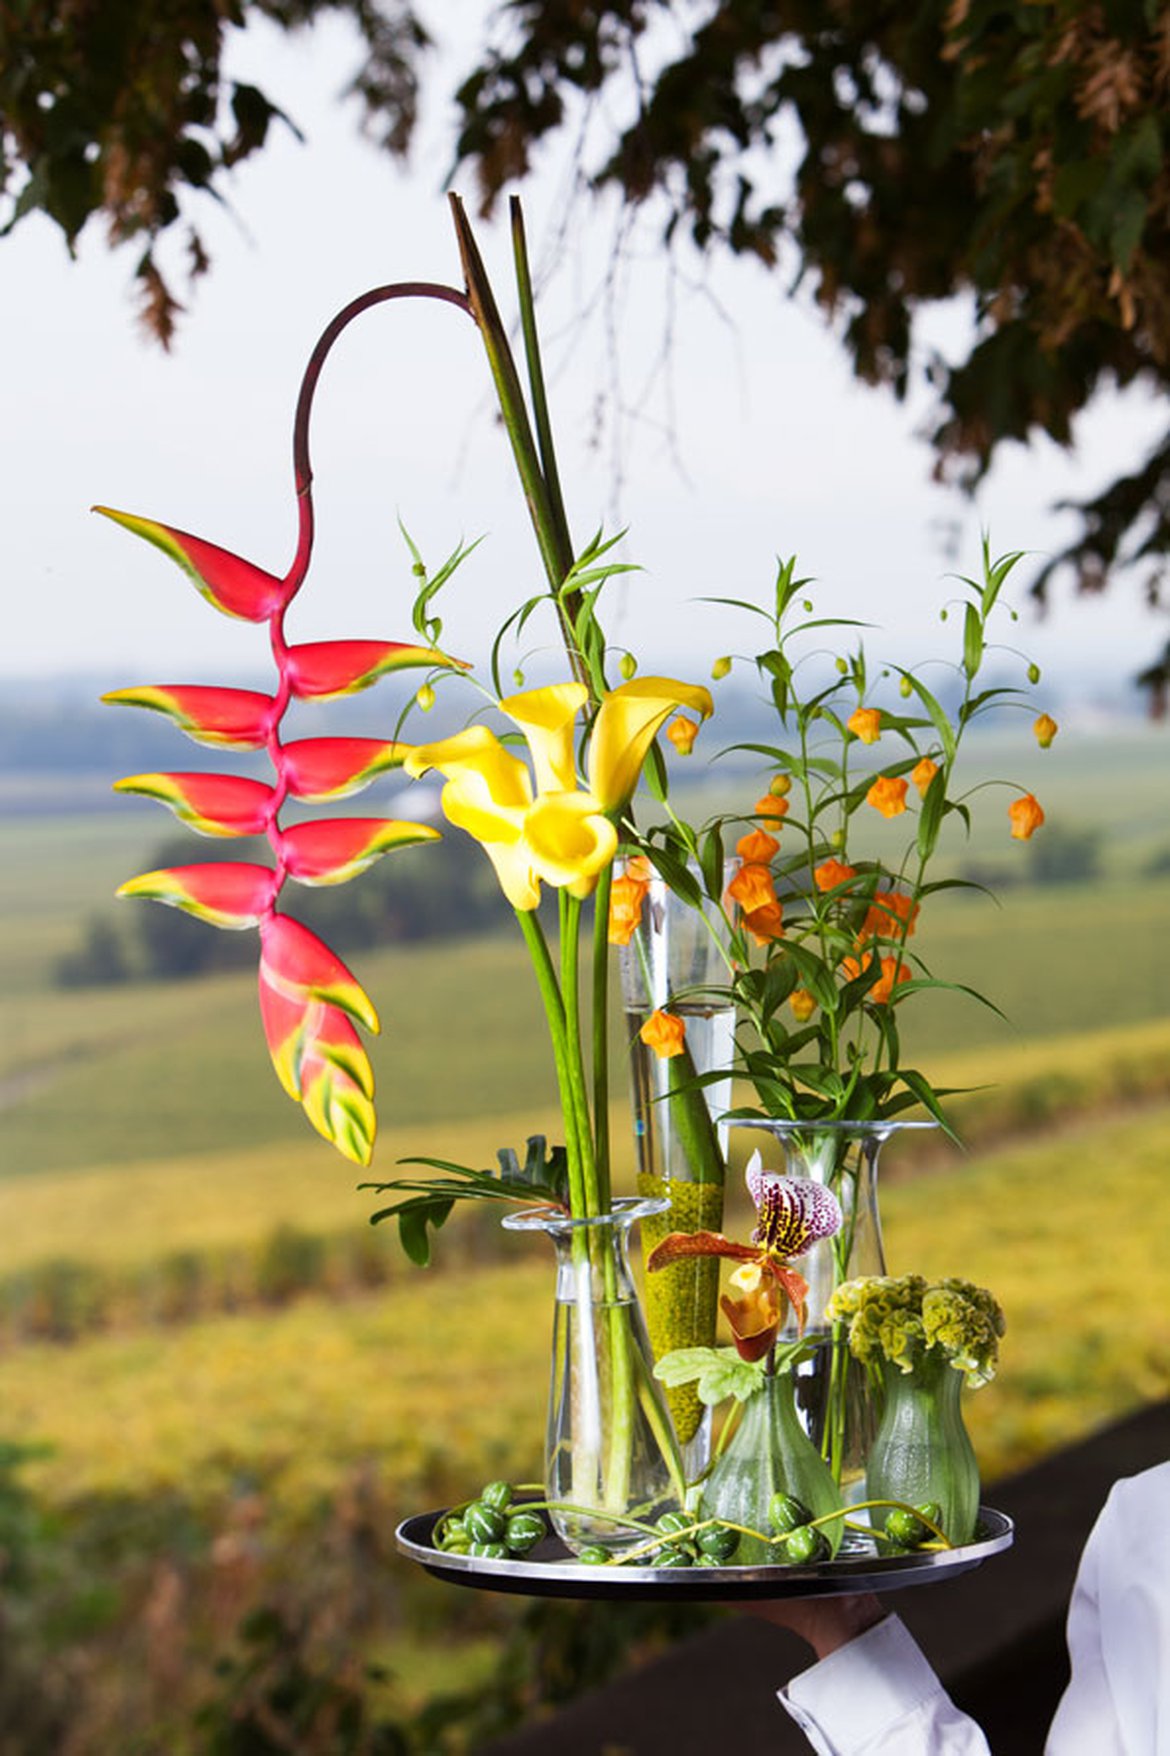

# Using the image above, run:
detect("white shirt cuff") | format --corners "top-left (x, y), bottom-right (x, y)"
top-left (778, 1614), bottom-right (953, 1754)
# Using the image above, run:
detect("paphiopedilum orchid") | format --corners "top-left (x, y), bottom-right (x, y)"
top-left (647, 1157), bottom-right (843, 1361)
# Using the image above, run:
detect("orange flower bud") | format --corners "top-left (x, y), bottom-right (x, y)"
top-left (911, 756), bottom-right (939, 798)
top-left (736, 827), bottom-right (780, 864)
top-left (755, 792), bottom-right (790, 820)
top-left (639, 1009), bottom-right (687, 1059)
top-left (847, 707), bottom-right (882, 745)
top-left (813, 857), bottom-right (856, 894)
top-left (742, 900), bottom-right (785, 944)
top-left (666, 714), bottom-right (700, 755)
top-left (1009, 793), bottom-right (1045, 840)
top-left (871, 955), bottom-right (912, 1005)
top-left (727, 862), bottom-right (778, 913)
top-left (1033, 713), bottom-right (1058, 749)
top-left (608, 869), bottom-right (651, 945)
top-left (768, 774), bottom-right (793, 797)
top-left (866, 774), bottom-right (909, 818)
top-left (790, 988), bottom-right (817, 1022)
top-left (860, 888), bottom-right (919, 941)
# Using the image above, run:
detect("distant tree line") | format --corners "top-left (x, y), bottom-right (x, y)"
top-left (56, 830), bottom-right (510, 987)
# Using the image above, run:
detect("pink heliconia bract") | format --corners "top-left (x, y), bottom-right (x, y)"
top-left (279, 818), bottom-right (440, 885)
top-left (93, 507), bottom-right (292, 623)
top-left (103, 685), bottom-right (278, 750)
top-left (278, 737), bottom-right (409, 801)
top-left (283, 639), bottom-right (460, 700)
top-left (114, 772), bottom-right (277, 836)
top-left (117, 862), bottom-right (279, 927)
top-left (258, 914), bottom-right (380, 1036)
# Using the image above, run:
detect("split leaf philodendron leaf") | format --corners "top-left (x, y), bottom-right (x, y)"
top-left (283, 640), bottom-right (467, 700)
top-left (114, 772), bottom-right (277, 836)
top-left (259, 914), bottom-right (380, 1035)
top-left (117, 862), bottom-right (278, 927)
top-left (279, 818), bottom-right (440, 885)
top-left (278, 737), bottom-right (410, 800)
top-left (102, 685), bottom-right (277, 750)
top-left (93, 506), bottom-right (292, 622)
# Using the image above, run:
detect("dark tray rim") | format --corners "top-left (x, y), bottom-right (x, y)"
top-left (395, 1505), bottom-right (1014, 1602)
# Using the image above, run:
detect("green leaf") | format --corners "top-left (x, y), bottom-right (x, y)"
top-left (699, 824), bottom-right (725, 899)
top-left (653, 1346), bottom-right (768, 1406)
top-left (894, 669), bottom-right (957, 765)
top-left (917, 768), bottom-right (946, 861)
top-left (962, 602), bottom-right (982, 680)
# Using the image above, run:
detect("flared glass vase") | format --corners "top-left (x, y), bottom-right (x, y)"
top-left (619, 869), bottom-right (732, 1473)
top-left (700, 1370), bottom-right (845, 1565)
top-left (737, 1119), bottom-right (936, 1500)
top-left (866, 1353), bottom-right (980, 1546)
top-left (503, 1197), bottom-right (684, 1555)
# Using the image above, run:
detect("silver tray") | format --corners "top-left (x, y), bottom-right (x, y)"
top-left (395, 1505), bottom-right (1013, 1602)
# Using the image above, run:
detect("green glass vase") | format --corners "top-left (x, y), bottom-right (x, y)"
top-left (865, 1353), bottom-right (980, 1545)
top-left (700, 1370), bottom-right (845, 1564)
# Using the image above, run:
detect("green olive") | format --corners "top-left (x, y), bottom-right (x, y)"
top-left (464, 1501), bottom-right (507, 1544)
top-left (768, 1493), bottom-right (812, 1535)
top-left (783, 1525), bottom-right (828, 1565)
top-left (480, 1480), bottom-right (514, 1512)
top-left (696, 1524), bottom-right (740, 1564)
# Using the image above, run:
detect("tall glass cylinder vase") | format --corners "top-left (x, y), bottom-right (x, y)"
top-left (502, 1197), bottom-right (684, 1554)
top-left (737, 1119), bottom-right (937, 1505)
top-left (618, 869), bottom-right (733, 1475)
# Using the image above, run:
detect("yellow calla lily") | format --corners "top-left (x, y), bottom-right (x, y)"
top-left (498, 682), bottom-right (588, 794)
top-left (588, 677), bottom-right (714, 811)
top-left (524, 790), bottom-right (618, 899)
top-left (405, 727), bottom-right (541, 909)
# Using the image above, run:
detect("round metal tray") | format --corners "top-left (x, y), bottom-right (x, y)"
top-left (395, 1505), bottom-right (1013, 1602)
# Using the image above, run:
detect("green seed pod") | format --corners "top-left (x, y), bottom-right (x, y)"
top-left (468, 1540), bottom-right (508, 1559)
top-left (438, 1516), bottom-right (467, 1550)
top-left (620, 651), bottom-right (638, 680)
top-left (513, 668), bottom-right (525, 688)
top-left (916, 1501), bottom-right (944, 1530)
top-left (835, 656), bottom-right (848, 675)
top-left (656, 1545), bottom-right (694, 1567)
top-left (464, 1501), bottom-right (506, 1544)
top-left (696, 1524), bottom-right (740, 1564)
top-left (900, 675), bottom-right (913, 698)
top-left (784, 1524), bottom-right (828, 1565)
top-left (711, 655), bottom-right (732, 680)
top-left (656, 1511), bottom-right (692, 1536)
top-left (885, 1508), bottom-right (930, 1548)
top-left (769, 1493), bottom-right (811, 1535)
top-left (1028, 662), bottom-right (1042, 684)
top-left (575, 1546), bottom-right (611, 1565)
top-left (416, 682), bottom-right (436, 711)
top-left (504, 1512), bottom-right (545, 1554)
top-left (480, 1480), bottom-right (514, 1513)
top-left (443, 1539), bottom-right (471, 1556)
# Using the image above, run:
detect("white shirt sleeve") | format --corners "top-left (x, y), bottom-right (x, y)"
top-left (778, 1615), bottom-right (991, 1755)
top-left (777, 1461), bottom-right (1170, 1756)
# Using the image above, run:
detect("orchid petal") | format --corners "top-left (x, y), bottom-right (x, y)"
top-left (646, 1231), bottom-right (760, 1273)
top-left (279, 737), bottom-right (408, 801)
top-left (751, 1174), bottom-right (843, 1257)
top-left (523, 790), bottom-right (617, 898)
top-left (103, 684), bottom-right (277, 750)
top-left (114, 772), bottom-right (276, 837)
top-left (94, 506), bottom-right (290, 622)
top-left (588, 677), bottom-right (714, 811)
top-left (117, 862), bottom-right (277, 928)
top-left (280, 817), bottom-right (440, 886)
top-left (498, 682), bottom-right (587, 793)
top-left (259, 915), bottom-right (379, 1034)
top-left (284, 640), bottom-right (466, 700)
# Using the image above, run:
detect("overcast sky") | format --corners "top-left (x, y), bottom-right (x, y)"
top-left (2, 5), bottom-right (1167, 712)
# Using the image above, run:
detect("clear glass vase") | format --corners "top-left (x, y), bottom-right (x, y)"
top-left (619, 869), bottom-right (732, 1472)
top-left (700, 1370), bottom-right (845, 1565)
top-left (866, 1353), bottom-right (980, 1546)
top-left (502, 1197), bottom-right (685, 1554)
top-left (737, 1119), bottom-right (936, 1500)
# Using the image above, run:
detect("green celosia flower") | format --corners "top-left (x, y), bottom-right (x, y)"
top-left (826, 1273), bottom-right (1003, 1388)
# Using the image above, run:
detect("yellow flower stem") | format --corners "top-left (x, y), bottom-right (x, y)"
top-left (515, 906), bottom-right (587, 1220)
top-left (560, 891), bottom-right (601, 1218)
top-left (590, 860), bottom-right (614, 1214)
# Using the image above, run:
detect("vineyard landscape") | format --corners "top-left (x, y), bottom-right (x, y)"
top-left (1, 697), bottom-right (1169, 1751)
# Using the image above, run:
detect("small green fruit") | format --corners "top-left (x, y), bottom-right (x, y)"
top-left (480, 1480), bottom-right (513, 1513)
top-left (885, 1508), bottom-right (930, 1548)
top-left (696, 1524), bottom-right (739, 1564)
top-left (768, 1493), bottom-right (811, 1535)
top-left (784, 1524), bottom-right (828, 1565)
top-left (655, 1545), bottom-right (694, 1567)
top-left (575, 1546), bottom-right (611, 1565)
top-left (468, 1540), bottom-right (508, 1559)
top-left (464, 1501), bottom-right (506, 1544)
top-left (504, 1512), bottom-right (545, 1554)
top-left (656, 1511), bottom-right (692, 1536)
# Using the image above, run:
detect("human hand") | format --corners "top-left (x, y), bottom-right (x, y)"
top-left (741, 1591), bottom-right (886, 1661)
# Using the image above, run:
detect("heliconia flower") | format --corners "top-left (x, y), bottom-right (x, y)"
top-left (666, 715), bottom-right (700, 755)
top-left (814, 856), bottom-right (857, 893)
top-left (113, 772), bottom-right (277, 837)
top-left (790, 988), bottom-right (817, 1021)
top-left (859, 888), bottom-right (919, 942)
top-left (607, 865), bottom-right (652, 946)
top-left (866, 774), bottom-right (909, 818)
top-left (736, 827), bottom-right (780, 864)
top-left (648, 1161), bottom-right (842, 1354)
top-left (102, 684), bottom-right (277, 750)
top-left (640, 1009), bottom-right (687, 1059)
top-left (117, 862), bottom-right (277, 927)
top-left (259, 914), bottom-right (380, 1034)
top-left (301, 1050), bottom-right (377, 1168)
top-left (283, 639), bottom-right (466, 700)
top-left (498, 682), bottom-right (588, 794)
top-left (94, 506), bottom-right (292, 623)
top-left (279, 818), bottom-right (441, 886)
top-left (1033, 713), bottom-right (1058, 749)
top-left (258, 981), bottom-right (373, 1102)
top-left (587, 677), bottom-right (713, 811)
top-left (278, 738), bottom-right (409, 800)
top-left (742, 900), bottom-right (785, 945)
top-left (847, 707), bottom-right (882, 744)
top-left (727, 862), bottom-right (778, 914)
top-left (755, 792), bottom-right (790, 819)
top-left (1008, 792), bottom-right (1045, 840)
top-left (911, 756), bottom-right (939, 798)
